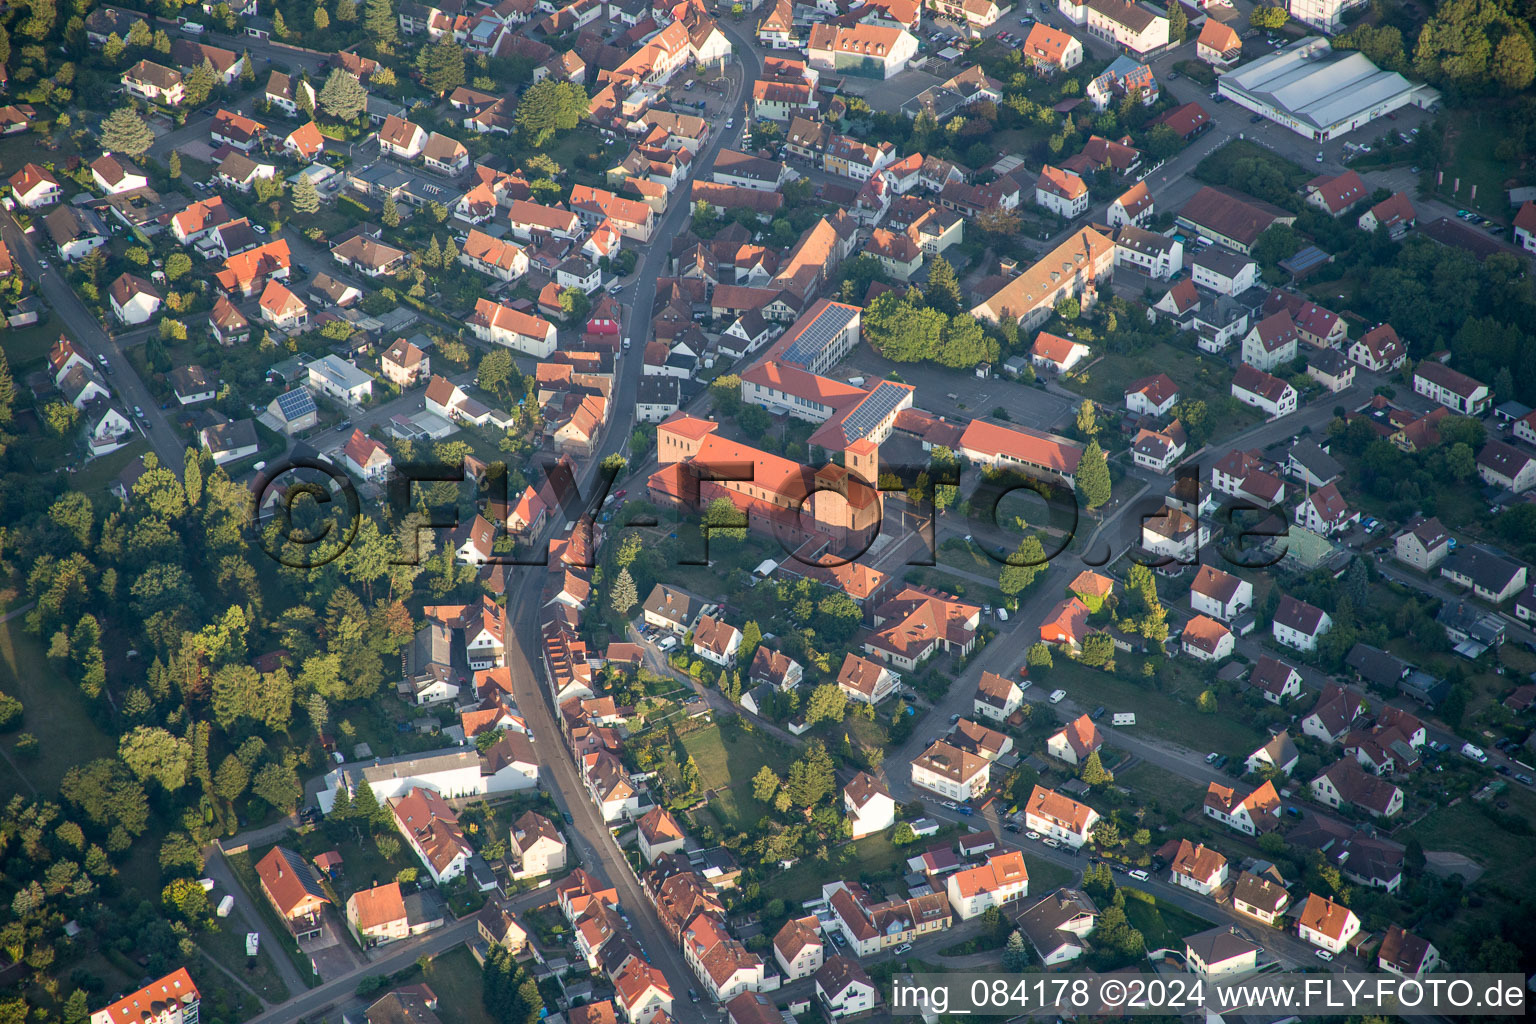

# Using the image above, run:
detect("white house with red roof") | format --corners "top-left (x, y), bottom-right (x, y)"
top-left (946, 850), bottom-right (1029, 919)
top-left (1348, 323), bottom-right (1406, 372)
top-left (343, 428), bottom-right (393, 482)
top-left (1203, 780), bottom-right (1280, 835)
top-left (1023, 22), bottom-right (1083, 70)
top-left (1240, 311), bottom-right (1300, 372)
top-left (843, 771), bottom-right (896, 838)
top-left (258, 279), bottom-right (309, 331)
top-left (1025, 784), bottom-right (1099, 847)
top-left (1359, 192), bottom-right (1415, 238)
top-left (470, 298), bottom-right (558, 357)
top-left (10, 163), bottom-right (61, 208)
top-left (1030, 331), bottom-right (1091, 375)
top-left (1124, 373), bottom-right (1178, 417)
top-left (1109, 180), bottom-right (1154, 227)
top-left (1305, 170), bottom-right (1368, 216)
top-left (1046, 714), bottom-right (1102, 766)
top-left (378, 115), bottom-right (429, 158)
top-left (1190, 564), bottom-right (1252, 622)
top-left (1295, 481), bottom-right (1358, 535)
top-left (837, 652), bottom-right (899, 705)
top-left (773, 916), bottom-right (825, 981)
top-left (1182, 615), bottom-right (1234, 662)
top-left (1297, 892), bottom-right (1359, 953)
top-left (636, 807), bottom-right (687, 862)
top-left (1515, 200), bottom-right (1536, 253)
top-left (109, 273), bottom-right (162, 325)
top-left (1249, 658), bottom-right (1302, 705)
top-left (1231, 364), bottom-right (1298, 419)
top-left (1035, 164), bottom-right (1089, 218)
top-left (1164, 839), bottom-right (1228, 894)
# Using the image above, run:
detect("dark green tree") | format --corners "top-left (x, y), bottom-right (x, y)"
top-left (1075, 440), bottom-right (1111, 509)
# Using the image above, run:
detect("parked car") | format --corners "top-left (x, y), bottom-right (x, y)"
top-left (1004, 823), bottom-right (1021, 833)
top-left (1091, 705), bottom-right (1106, 720)
top-left (1041, 837), bottom-right (1062, 849)
top-left (956, 806), bottom-right (974, 816)
top-left (1128, 869), bottom-right (1150, 881)
top-left (1315, 950), bottom-right (1334, 961)
top-left (893, 943), bottom-right (913, 955)
top-left (1048, 689), bottom-right (1066, 703)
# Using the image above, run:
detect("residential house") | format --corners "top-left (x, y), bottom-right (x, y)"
top-left (306, 354), bottom-right (373, 404)
top-left (1231, 871), bottom-right (1290, 925)
top-left (255, 846), bottom-right (329, 940)
top-left (1190, 564), bottom-right (1253, 622)
top-left (1246, 731), bottom-right (1301, 775)
top-left (1108, 181), bottom-right (1154, 228)
top-left (1046, 714), bottom-right (1102, 767)
top-left (469, 298), bottom-right (558, 357)
top-left (342, 429), bottom-right (392, 482)
top-left (1294, 481), bottom-right (1358, 536)
top-left (1349, 323), bottom-right (1406, 372)
top-left (1414, 361), bottom-right (1491, 416)
top-left (1311, 758), bottom-right (1404, 818)
top-left (1165, 839), bottom-right (1229, 895)
top-left (973, 671), bottom-right (1024, 722)
top-left (911, 740), bottom-right (989, 802)
top-left (1378, 925), bottom-right (1439, 977)
top-left (7, 163), bottom-right (59, 211)
top-left (813, 958), bottom-right (880, 1019)
top-left (1030, 331), bottom-right (1091, 375)
top-left (1124, 373), bottom-right (1178, 417)
top-left (1359, 192), bottom-right (1415, 238)
top-left (1394, 515), bottom-right (1451, 570)
top-left (946, 850), bottom-right (1029, 920)
top-left (123, 60), bottom-right (184, 105)
top-left (1184, 927), bottom-right (1260, 977)
top-left (90, 970), bottom-right (200, 1024)
top-left (1249, 657), bottom-right (1302, 705)
top-left (1441, 546), bottom-right (1527, 604)
top-left (1025, 785), bottom-right (1100, 847)
top-left (200, 419), bottom-right (259, 465)
top-left (258, 280), bottom-right (309, 331)
top-left (1231, 364), bottom-right (1298, 418)
top-left (381, 338), bottom-right (430, 388)
top-left (1182, 614), bottom-right (1235, 662)
top-left (391, 787), bottom-right (472, 883)
top-left (1297, 893), bottom-right (1360, 954)
top-left (1273, 595), bottom-right (1331, 652)
top-left (1203, 780), bottom-right (1280, 835)
top-left (509, 811), bottom-right (567, 879)
top-left (44, 205), bottom-right (109, 262)
top-left (843, 772), bottom-right (896, 839)
top-left (347, 881), bottom-right (410, 945)
top-left (1023, 22), bottom-right (1083, 71)
top-left (90, 153), bottom-right (147, 195)
top-left (1196, 18), bottom-right (1242, 65)
top-left (773, 917), bottom-right (824, 981)
top-left (265, 71), bottom-right (315, 116)
top-left (379, 115), bottom-right (429, 159)
top-left (109, 273), bottom-right (162, 325)
top-left (1478, 439), bottom-right (1536, 493)
top-left (1305, 170), bottom-right (1368, 215)
top-left (1302, 684), bottom-right (1364, 744)
top-left (1016, 889), bottom-right (1097, 965)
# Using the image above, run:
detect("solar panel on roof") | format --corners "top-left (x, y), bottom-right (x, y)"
top-left (276, 387), bottom-right (316, 420)
top-left (781, 304), bottom-right (858, 368)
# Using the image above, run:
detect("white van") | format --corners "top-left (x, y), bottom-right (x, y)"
top-left (1048, 689), bottom-right (1067, 704)
top-left (1461, 742), bottom-right (1488, 764)
top-left (217, 895), bottom-right (235, 917)
top-left (1128, 869), bottom-right (1150, 882)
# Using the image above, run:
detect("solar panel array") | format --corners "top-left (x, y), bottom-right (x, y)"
top-left (781, 303), bottom-right (858, 369)
top-left (275, 386), bottom-right (316, 420)
top-left (838, 381), bottom-right (907, 444)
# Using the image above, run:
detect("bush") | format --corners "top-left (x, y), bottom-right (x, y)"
top-left (0, 693), bottom-right (22, 730)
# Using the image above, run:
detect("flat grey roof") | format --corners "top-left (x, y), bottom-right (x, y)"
top-left (1220, 38), bottom-right (1418, 132)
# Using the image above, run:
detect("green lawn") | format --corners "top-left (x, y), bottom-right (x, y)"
top-left (1116, 762), bottom-right (1208, 818)
top-left (1077, 342), bottom-right (1262, 437)
top-left (1, 314), bottom-right (68, 373)
top-left (904, 568), bottom-right (1008, 609)
top-left (1040, 660), bottom-right (1266, 757)
top-left (683, 721), bottom-right (792, 830)
top-left (774, 831), bottom-right (919, 904)
top-left (1025, 855), bottom-right (1076, 894)
top-left (1434, 112), bottom-right (1531, 220)
top-left (72, 439), bottom-right (150, 498)
top-left (0, 619), bottom-right (117, 801)
top-left (1407, 790), bottom-right (1536, 891)
top-left (293, 824), bottom-right (419, 903)
top-left (224, 848), bottom-right (322, 989)
top-left (1121, 888), bottom-right (1214, 950)
top-left (199, 919), bottom-right (293, 1005)
top-left (422, 947), bottom-right (497, 1024)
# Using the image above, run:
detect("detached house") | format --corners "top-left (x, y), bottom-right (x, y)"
top-left (1297, 893), bottom-right (1359, 954)
top-left (1203, 780), bottom-right (1280, 835)
top-left (1379, 925), bottom-right (1440, 977)
top-left (123, 60), bottom-right (184, 105)
top-left (836, 652), bottom-right (898, 705)
top-left (1232, 871), bottom-right (1290, 925)
top-left (1030, 331), bottom-right (1091, 375)
top-left (1025, 785), bottom-right (1099, 848)
top-left (1349, 323), bottom-right (1406, 373)
top-left (911, 740), bottom-right (988, 802)
top-left (460, 229), bottom-right (528, 282)
top-left (1273, 595), bottom-right (1331, 652)
top-left (974, 671), bottom-right (1024, 722)
top-left (469, 298), bottom-right (558, 357)
top-left (1394, 515), bottom-right (1450, 570)
top-left (691, 615), bottom-right (742, 667)
top-left (1164, 839), bottom-right (1228, 895)
top-left (946, 851), bottom-right (1029, 920)
top-left (773, 917), bottom-right (825, 981)
top-left (265, 71), bottom-right (315, 116)
top-left (843, 772), bottom-right (896, 839)
top-left (1414, 361), bottom-right (1491, 416)
top-left (1046, 714), bottom-right (1102, 766)
top-left (1478, 439), bottom-right (1536, 493)
top-left (109, 273), bottom-right (162, 325)
top-left (1294, 481), bottom-right (1358, 536)
top-left (90, 153), bottom-right (147, 195)
top-left (1249, 656), bottom-right (1302, 705)
top-left (1035, 165), bottom-right (1089, 219)
top-left (1311, 758), bottom-right (1403, 818)
top-left (1231, 364), bottom-right (1298, 419)
top-left (1124, 373), bottom-right (1178, 417)
top-left (342, 429), bottom-right (392, 482)
top-left (1246, 730), bottom-right (1301, 775)
top-left (1240, 311), bottom-right (1299, 372)
top-left (10, 163), bottom-right (61, 209)
top-left (1302, 684), bottom-right (1364, 744)
top-left (1182, 615), bottom-right (1234, 662)
top-left (255, 847), bottom-right (329, 940)
top-left (258, 280), bottom-right (309, 331)
top-left (379, 115), bottom-right (429, 159)
top-left (1189, 565), bottom-right (1252, 623)
top-left (381, 337), bottom-right (430, 388)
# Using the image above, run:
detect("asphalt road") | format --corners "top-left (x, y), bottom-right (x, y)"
top-left (2, 211), bottom-right (187, 476)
